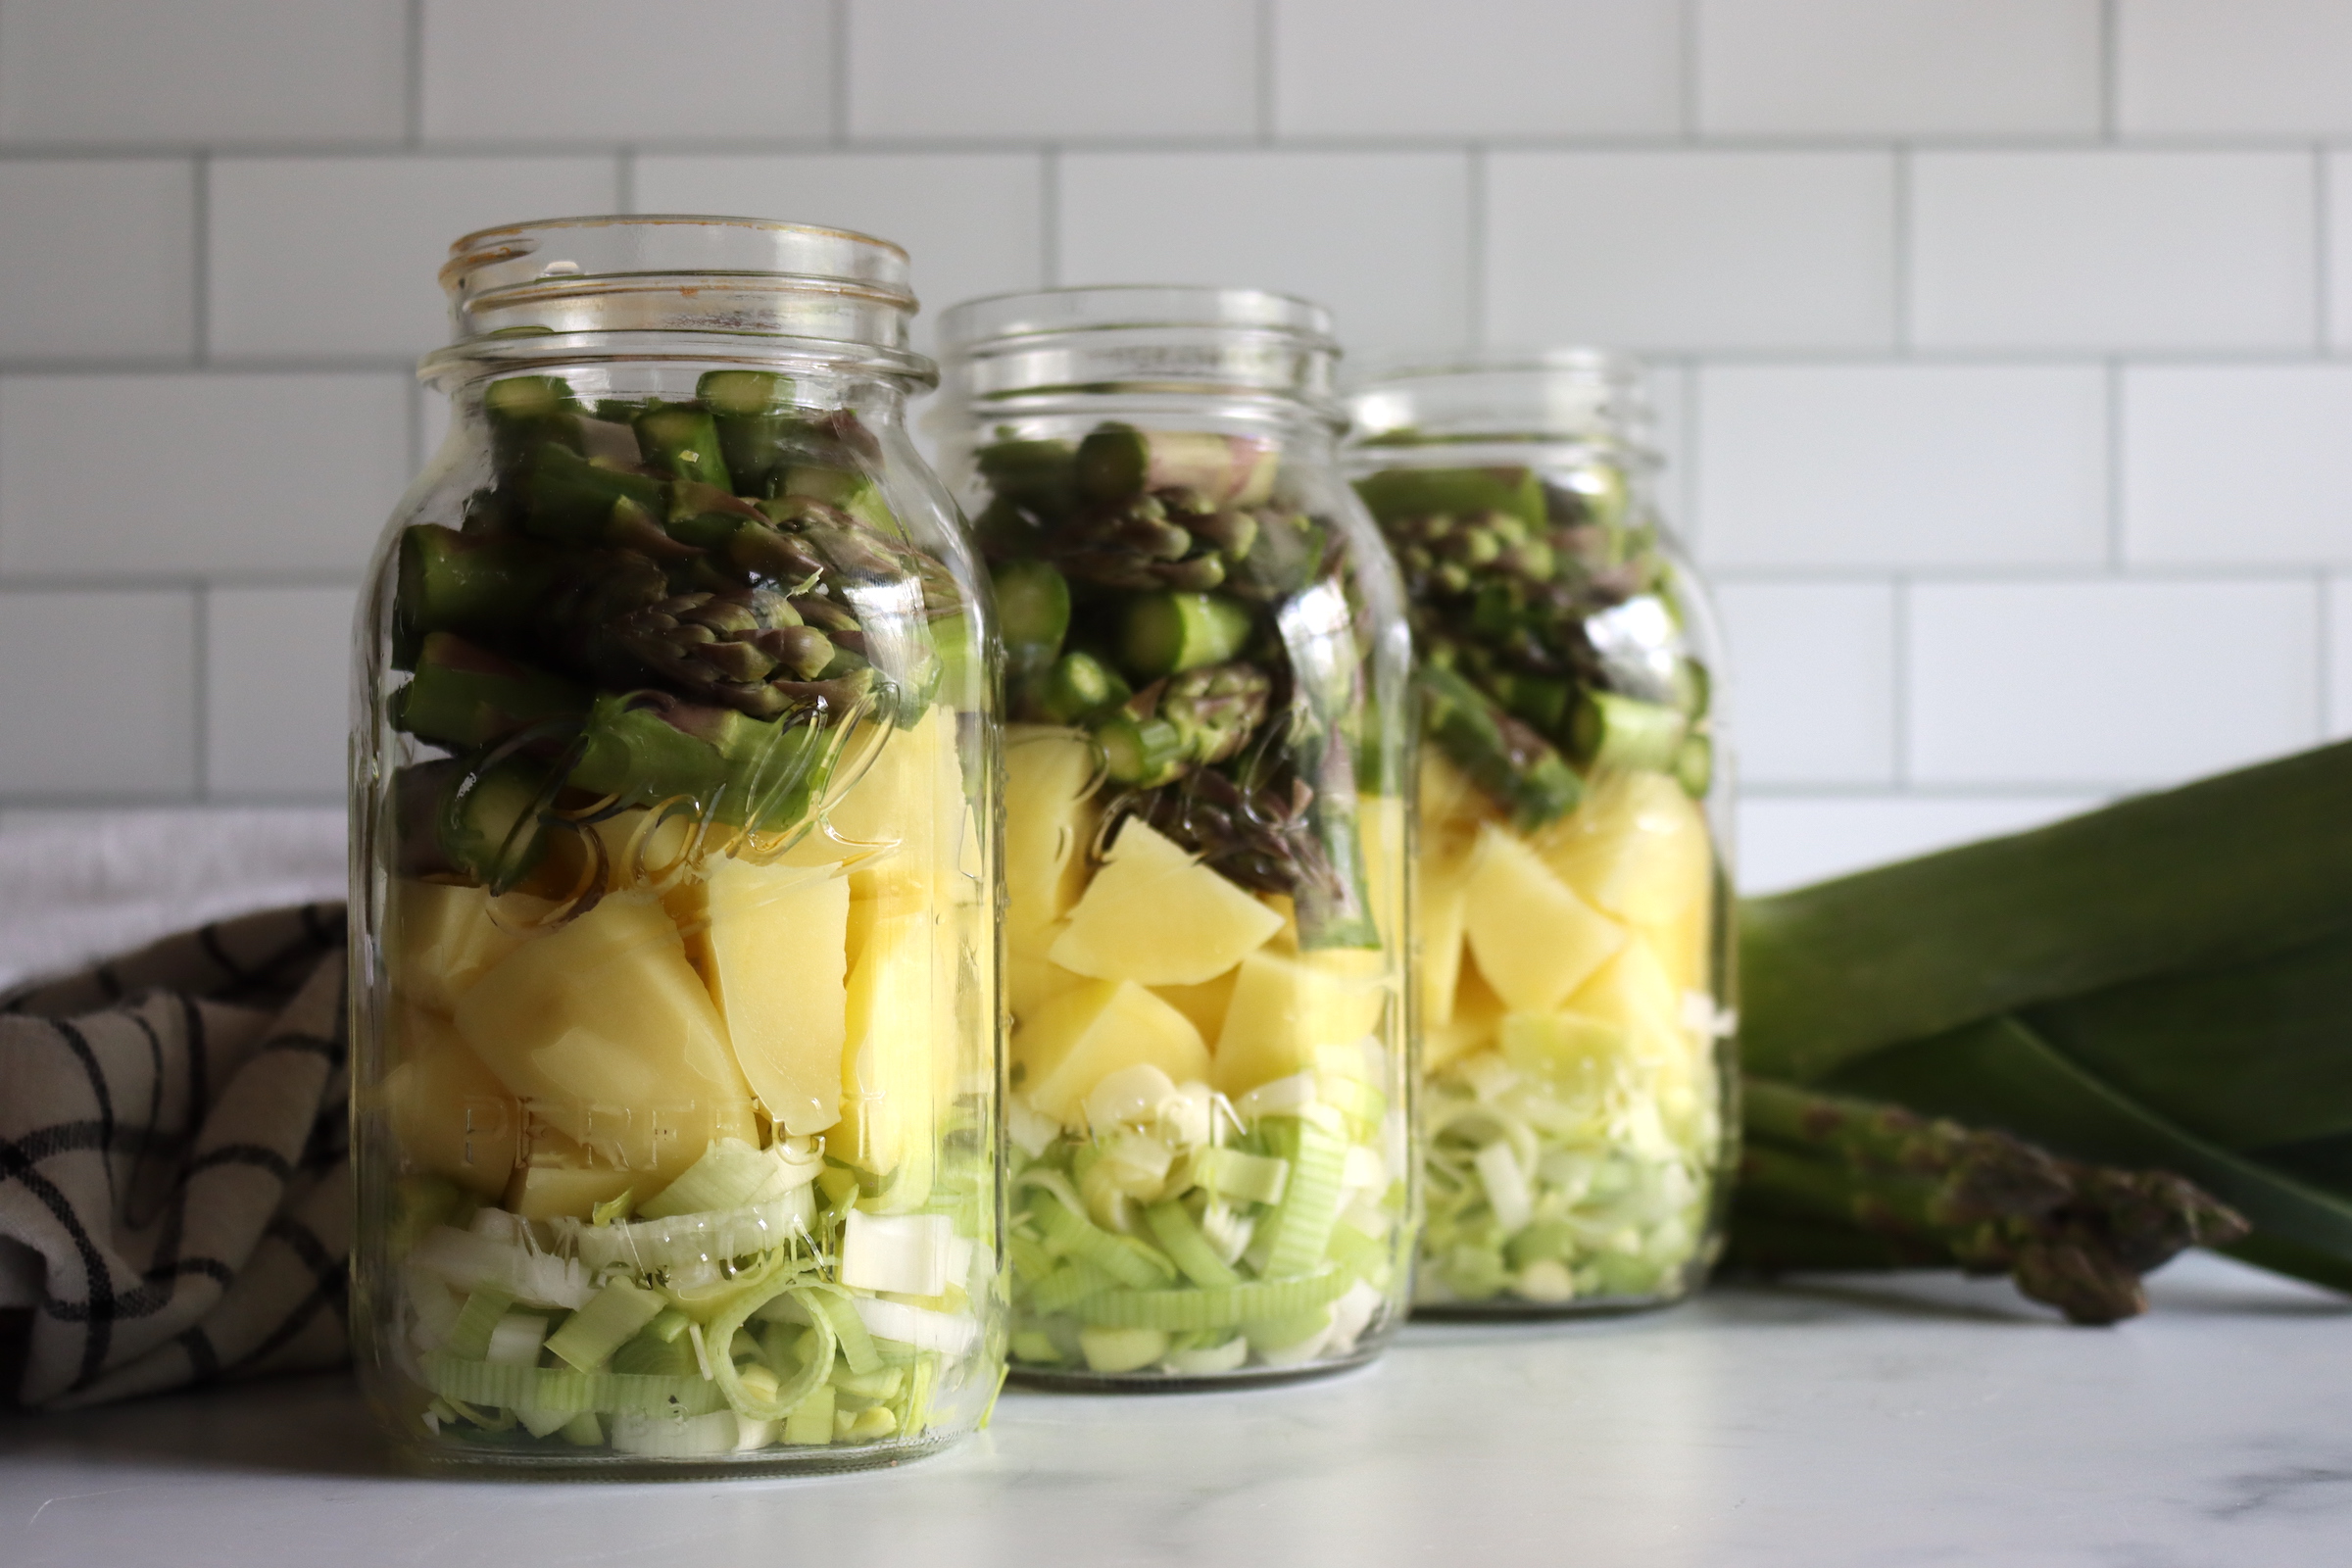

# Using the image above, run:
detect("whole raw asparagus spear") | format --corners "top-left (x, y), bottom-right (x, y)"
top-left (1733, 1076), bottom-right (2250, 1325)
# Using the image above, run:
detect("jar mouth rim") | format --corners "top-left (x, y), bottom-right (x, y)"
top-left (936, 284), bottom-right (1337, 353)
top-left (1345, 346), bottom-right (1642, 389)
top-left (441, 214), bottom-right (913, 302)
top-left (417, 328), bottom-right (938, 391)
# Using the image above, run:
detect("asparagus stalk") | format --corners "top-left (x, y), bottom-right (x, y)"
top-left (1354, 465), bottom-right (1545, 532)
top-left (696, 369), bottom-right (795, 497)
top-left (1733, 1077), bottom-right (2249, 1325)
top-left (1075, 426), bottom-right (1277, 507)
top-left (977, 438), bottom-right (1077, 520)
top-left (1568, 690), bottom-right (1688, 772)
top-left (1119, 591), bottom-right (1254, 680)
top-left (1415, 663), bottom-right (1582, 830)
top-left (1035, 650), bottom-right (1131, 724)
top-left (992, 558), bottom-right (1071, 685)
top-left (391, 633), bottom-right (589, 752)
top-left (632, 402), bottom-right (732, 491)
top-left (395, 525), bottom-right (563, 655)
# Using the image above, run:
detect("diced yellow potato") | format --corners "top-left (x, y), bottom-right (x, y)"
top-left (381, 1005), bottom-right (519, 1198)
top-left (1152, 966), bottom-right (1240, 1045)
top-left (831, 710), bottom-right (967, 920)
top-left (1567, 938), bottom-right (1685, 1042)
top-left (1497, 1010), bottom-right (1632, 1095)
top-left (1418, 834), bottom-right (1478, 1026)
top-left (1425, 960), bottom-right (1506, 1076)
top-left (839, 909), bottom-right (938, 1207)
top-left (1012, 980), bottom-right (1209, 1128)
top-left (1211, 950), bottom-right (1391, 1098)
top-left (588, 808), bottom-right (700, 893)
top-left (1004, 725), bottom-right (1102, 925)
top-left (503, 1129), bottom-right (638, 1220)
top-left (1007, 918), bottom-right (1090, 1023)
top-left (1534, 768), bottom-right (1712, 927)
top-left (1462, 822), bottom-right (1626, 1013)
top-left (1419, 748), bottom-right (1490, 851)
top-left (1637, 871), bottom-right (1714, 997)
top-left (1050, 819), bottom-right (1284, 986)
top-left (692, 858), bottom-right (851, 1137)
top-left (388, 880), bottom-right (555, 1014)
top-left (453, 893), bottom-right (757, 1178)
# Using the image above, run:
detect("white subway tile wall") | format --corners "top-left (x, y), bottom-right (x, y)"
top-left (0, 3), bottom-right (2344, 896)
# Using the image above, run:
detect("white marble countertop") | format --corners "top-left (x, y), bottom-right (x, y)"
top-left (6, 1251), bottom-right (2347, 1568)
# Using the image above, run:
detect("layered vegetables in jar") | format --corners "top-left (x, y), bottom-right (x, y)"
top-left (1354, 457), bottom-right (1731, 1310)
top-left (974, 423), bottom-right (1412, 1380)
top-left (362, 368), bottom-right (997, 1461)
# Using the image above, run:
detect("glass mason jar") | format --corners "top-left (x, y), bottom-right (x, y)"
top-left (1344, 354), bottom-right (1735, 1315)
top-left (932, 287), bottom-right (1416, 1385)
top-left (348, 216), bottom-right (1003, 1473)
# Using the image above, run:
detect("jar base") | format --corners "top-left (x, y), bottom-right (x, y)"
top-left (1409, 1288), bottom-right (1696, 1322)
top-left (387, 1427), bottom-right (973, 1481)
top-left (1005, 1340), bottom-right (1386, 1395)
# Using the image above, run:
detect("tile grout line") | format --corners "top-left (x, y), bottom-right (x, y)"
top-left (1891, 144), bottom-right (1912, 354)
top-left (405, 0), bottom-right (425, 146)
top-left (831, 0), bottom-right (852, 147)
top-left (2317, 570), bottom-right (2334, 739)
top-left (191, 583), bottom-right (210, 803)
top-left (2315, 145), bottom-right (2332, 354)
top-left (1889, 575), bottom-right (1911, 789)
top-left (2098, 0), bottom-right (2119, 141)
top-left (191, 153), bottom-right (211, 366)
top-left (1465, 145), bottom-right (1487, 347)
top-left (1678, 0), bottom-right (1700, 139)
top-left (1254, 0), bottom-right (1276, 145)
top-left (2104, 358), bottom-right (2126, 570)
top-left (1040, 147), bottom-right (1060, 287)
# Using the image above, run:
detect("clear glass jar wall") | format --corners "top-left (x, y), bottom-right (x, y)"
top-left (935, 287), bottom-right (1417, 1384)
top-left (349, 217), bottom-right (1003, 1472)
top-left (1345, 355), bottom-right (1735, 1315)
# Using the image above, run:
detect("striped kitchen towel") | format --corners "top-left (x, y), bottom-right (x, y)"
top-left (0, 904), bottom-right (350, 1408)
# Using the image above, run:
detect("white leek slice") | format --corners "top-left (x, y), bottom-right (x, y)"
top-left (839, 1210), bottom-right (953, 1297)
top-left (1165, 1336), bottom-right (1249, 1375)
top-left (1474, 1140), bottom-right (1534, 1234)
top-left (409, 1225), bottom-right (594, 1309)
top-left (638, 1138), bottom-right (818, 1221)
top-left (485, 1312), bottom-right (547, 1367)
top-left (1233, 1072), bottom-right (1317, 1121)
top-left (853, 1295), bottom-right (979, 1355)
top-left (610, 1409), bottom-right (740, 1457)
top-left (564, 1190), bottom-right (813, 1273)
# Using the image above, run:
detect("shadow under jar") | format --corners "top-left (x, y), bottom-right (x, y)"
top-left (933, 286), bottom-right (1417, 1386)
top-left (1345, 354), bottom-right (1736, 1317)
top-left (348, 216), bottom-right (1004, 1474)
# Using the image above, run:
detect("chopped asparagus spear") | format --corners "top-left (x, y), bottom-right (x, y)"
top-left (1119, 592), bottom-right (1254, 680)
top-left (1569, 690), bottom-right (1687, 772)
top-left (695, 369), bottom-right (797, 497)
top-left (394, 525), bottom-right (562, 656)
top-left (1076, 426), bottom-right (1278, 507)
top-left (1353, 466), bottom-right (1544, 531)
top-left (1157, 662), bottom-right (1270, 766)
top-left (484, 374), bottom-right (585, 493)
top-left (391, 632), bottom-right (589, 752)
top-left (977, 438), bottom-right (1078, 518)
top-left (436, 754), bottom-right (554, 890)
top-left (1671, 732), bottom-right (1713, 797)
top-left (1036, 650), bottom-right (1132, 724)
top-left (1416, 662), bottom-right (1582, 830)
top-left (520, 445), bottom-right (675, 552)
top-left (992, 559), bottom-right (1071, 683)
top-left (569, 692), bottom-right (833, 830)
top-left (1090, 710), bottom-right (1188, 789)
top-left (1488, 670), bottom-right (1572, 739)
top-left (631, 402), bottom-right (731, 491)
top-left (782, 465), bottom-right (895, 532)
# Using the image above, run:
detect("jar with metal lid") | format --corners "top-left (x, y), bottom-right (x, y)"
top-left (1345, 353), bottom-right (1734, 1315)
top-left (349, 216), bottom-right (1002, 1471)
top-left (933, 286), bottom-right (1416, 1385)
